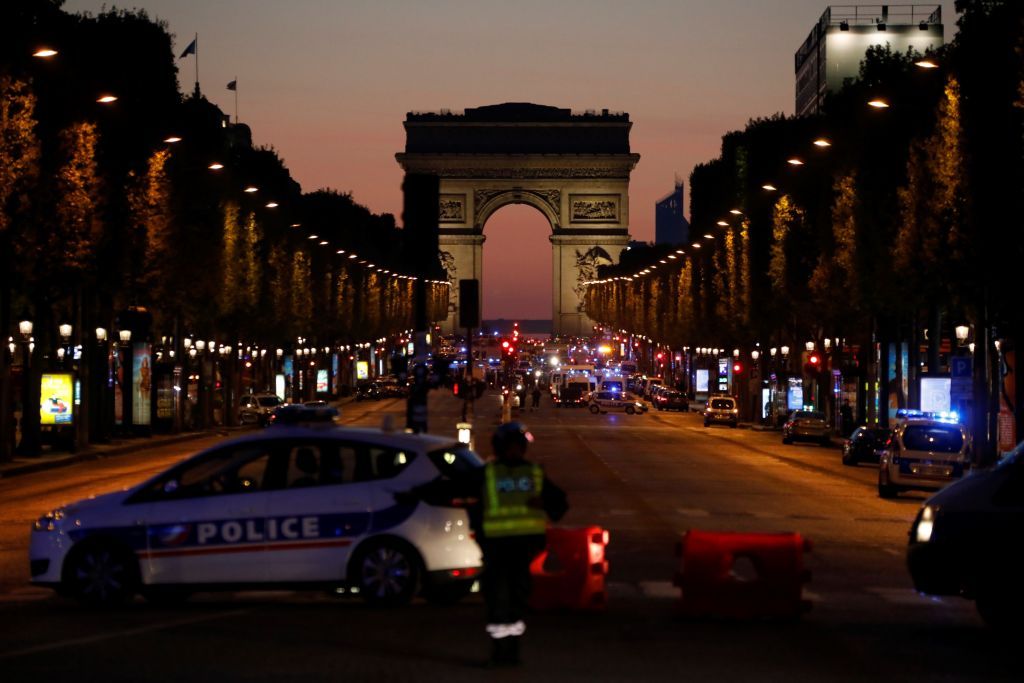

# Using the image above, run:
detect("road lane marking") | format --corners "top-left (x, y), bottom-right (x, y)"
top-left (0, 609), bottom-right (250, 660)
top-left (675, 508), bottom-right (710, 517)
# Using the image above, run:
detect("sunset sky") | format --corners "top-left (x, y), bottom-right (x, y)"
top-left (66, 0), bottom-right (959, 319)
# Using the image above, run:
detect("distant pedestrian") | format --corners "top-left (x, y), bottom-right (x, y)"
top-left (840, 400), bottom-right (854, 436)
top-left (531, 386), bottom-right (541, 410)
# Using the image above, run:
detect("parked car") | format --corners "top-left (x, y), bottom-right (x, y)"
top-left (907, 443), bottom-right (1024, 627)
top-left (878, 416), bottom-right (971, 498)
top-left (641, 377), bottom-right (665, 400)
top-left (354, 381), bottom-right (383, 402)
top-left (654, 389), bottom-right (690, 412)
top-left (703, 396), bottom-right (738, 428)
top-left (842, 427), bottom-right (891, 465)
top-left (782, 410), bottom-right (830, 445)
top-left (238, 393), bottom-right (284, 426)
top-left (29, 425), bottom-right (483, 606)
top-left (588, 390), bottom-right (647, 415)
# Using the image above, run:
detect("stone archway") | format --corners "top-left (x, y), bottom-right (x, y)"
top-left (396, 103), bottom-right (640, 336)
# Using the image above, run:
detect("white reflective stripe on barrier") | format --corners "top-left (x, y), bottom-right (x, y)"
top-left (485, 620), bottom-right (526, 639)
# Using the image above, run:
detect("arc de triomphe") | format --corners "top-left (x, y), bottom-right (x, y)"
top-left (395, 103), bottom-right (640, 336)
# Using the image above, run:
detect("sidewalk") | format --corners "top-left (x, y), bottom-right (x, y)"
top-left (0, 428), bottom-right (238, 480)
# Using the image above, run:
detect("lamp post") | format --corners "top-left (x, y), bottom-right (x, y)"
top-left (16, 318), bottom-right (41, 456)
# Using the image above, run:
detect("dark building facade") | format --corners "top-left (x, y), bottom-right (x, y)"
top-left (655, 179), bottom-right (689, 245)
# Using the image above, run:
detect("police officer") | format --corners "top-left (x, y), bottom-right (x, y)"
top-left (399, 422), bottom-right (567, 667)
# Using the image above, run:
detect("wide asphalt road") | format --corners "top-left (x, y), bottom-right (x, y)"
top-left (0, 390), bottom-right (1014, 681)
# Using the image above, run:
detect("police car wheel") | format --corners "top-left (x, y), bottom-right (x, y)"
top-left (64, 541), bottom-right (138, 606)
top-left (877, 472), bottom-right (899, 498)
top-left (353, 540), bottom-right (421, 606)
top-left (626, 405), bottom-right (636, 415)
top-left (589, 404), bottom-right (600, 414)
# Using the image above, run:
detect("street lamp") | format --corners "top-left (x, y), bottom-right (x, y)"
top-left (95, 327), bottom-right (107, 342)
top-left (18, 319), bottom-right (33, 338)
top-left (119, 329), bottom-right (132, 343)
top-left (96, 95), bottom-right (118, 104)
top-left (781, 345), bottom-right (790, 357)
top-left (733, 349), bottom-right (740, 358)
top-left (751, 350), bottom-right (760, 361)
top-left (59, 323), bottom-right (72, 340)
top-left (805, 341), bottom-right (815, 352)
top-left (32, 48), bottom-right (58, 58)
top-left (769, 347), bottom-right (777, 358)
top-left (868, 99), bottom-right (890, 109)
top-left (955, 325), bottom-right (970, 345)
top-left (195, 340), bottom-right (206, 352)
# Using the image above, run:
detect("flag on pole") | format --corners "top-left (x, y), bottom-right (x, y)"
top-left (226, 80), bottom-right (237, 91)
top-left (179, 38), bottom-right (197, 59)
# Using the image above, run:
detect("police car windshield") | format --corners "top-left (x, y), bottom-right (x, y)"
top-left (258, 396), bottom-right (282, 407)
top-left (903, 425), bottom-right (963, 453)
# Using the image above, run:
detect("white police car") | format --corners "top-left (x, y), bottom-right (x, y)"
top-left (878, 411), bottom-right (971, 498)
top-left (29, 425), bottom-right (483, 606)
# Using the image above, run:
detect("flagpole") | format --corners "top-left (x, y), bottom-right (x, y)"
top-left (194, 33), bottom-right (200, 96)
top-left (234, 76), bottom-right (238, 123)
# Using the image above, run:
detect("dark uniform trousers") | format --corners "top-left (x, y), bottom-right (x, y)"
top-left (481, 535), bottom-right (546, 631)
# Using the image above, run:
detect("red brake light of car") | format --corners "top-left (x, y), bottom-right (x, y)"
top-left (449, 567), bottom-right (480, 578)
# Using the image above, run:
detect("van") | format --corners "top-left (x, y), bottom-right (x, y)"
top-left (703, 395), bottom-right (738, 428)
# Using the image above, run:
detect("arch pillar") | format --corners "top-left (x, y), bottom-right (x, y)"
top-left (551, 234), bottom-right (630, 337)
top-left (438, 233), bottom-right (485, 331)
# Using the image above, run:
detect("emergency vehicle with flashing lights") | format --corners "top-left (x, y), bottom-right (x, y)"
top-left (907, 441), bottom-right (1024, 628)
top-left (29, 424), bottom-right (483, 606)
top-left (878, 410), bottom-right (972, 498)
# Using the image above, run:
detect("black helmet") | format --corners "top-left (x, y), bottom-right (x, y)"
top-left (492, 421), bottom-right (533, 456)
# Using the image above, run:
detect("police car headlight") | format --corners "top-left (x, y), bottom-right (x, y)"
top-left (33, 508), bottom-right (65, 532)
top-left (913, 505), bottom-right (937, 544)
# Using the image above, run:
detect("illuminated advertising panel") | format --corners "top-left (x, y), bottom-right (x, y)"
top-left (133, 343), bottom-right (152, 426)
top-left (920, 377), bottom-right (952, 414)
top-left (787, 378), bottom-right (804, 411)
top-left (40, 373), bottom-right (74, 425)
top-left (316, 369), bottom-right (329, 393)
top-left (695, 369), bottom-right (709, 393)
top-left (356, 361), bottom-right (369, 380)
top-left (275, 373), bottom-right (286, 400)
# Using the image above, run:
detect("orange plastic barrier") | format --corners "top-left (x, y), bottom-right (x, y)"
top-left (529, 526), bottom-right (609, 611)
top-left (673, 529), bottom-right (812, 619)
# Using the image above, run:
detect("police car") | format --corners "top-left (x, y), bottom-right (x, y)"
top-left (907, 443), bottom-right (1024, 627)
top-left (877, 411), bottom-right (971, 498)
top-left (29, 424), bottom-right (483, 606)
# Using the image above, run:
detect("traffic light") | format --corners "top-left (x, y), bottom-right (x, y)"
top-left (452, 379), bottom-right (462, 397)
top-left (808, 353), bottom-right (820, 366)
top-left (804, 352), bottom-right (821, 375)
top-left (733, 362), bottom-right (743, 374)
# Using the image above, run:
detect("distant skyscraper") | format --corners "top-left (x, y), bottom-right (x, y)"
top-left (795, 5), bottom-right (943, 117)
top-left (655, 177), bottom-right (689, 245)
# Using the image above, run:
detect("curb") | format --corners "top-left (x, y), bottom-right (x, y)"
top-left (0, 430), bottom-right (230, 480)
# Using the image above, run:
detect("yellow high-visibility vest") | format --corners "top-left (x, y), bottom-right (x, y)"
top-left (482, 462), bottom-right (547, 538)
